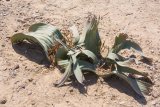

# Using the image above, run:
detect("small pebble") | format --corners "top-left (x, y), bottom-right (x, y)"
top-left (0, 98), bottom-right (7, 104)
top-left (1, 43), bottom-right (5, 47)
top-left (69, 89), bottom-right (73, 93)
top-left (151, 50), bottom-right (154, 53)
top-left (14, 30), bottom-right (18, 32)
top-left (28, 91), bottom-right (32, 95)
top-left (13, 64), bottom-right (19, 70)
top-left (28, 78), bottom-right (33, 82)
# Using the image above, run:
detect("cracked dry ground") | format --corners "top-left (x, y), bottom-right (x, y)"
top-left (0, 0), bottom-right (160, 107)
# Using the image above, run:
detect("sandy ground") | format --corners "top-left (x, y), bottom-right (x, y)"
top-left (0, 0), bottom-right (160, 107)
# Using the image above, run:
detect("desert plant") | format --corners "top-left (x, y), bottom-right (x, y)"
top-left (55, 15), bottom-right (100, 86)
top-left (11, 15), bottom-right (152, 97)
top-left (104, 33), bottom-right (152, 96)
top-left (11, 23), bottom-right (66, 62)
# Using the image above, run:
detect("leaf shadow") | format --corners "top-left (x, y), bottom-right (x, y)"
top-left (68, 72), bottom-right (98, 94)
top-left (12, 42), bottom-right (50, 67)
top-left (140, 57), bottom-right (153, 66)
top-left (104, 75), bottom-right (147, 105)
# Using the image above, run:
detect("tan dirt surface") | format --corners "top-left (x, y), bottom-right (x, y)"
top-left (0, 0), bottom-right (160, 107)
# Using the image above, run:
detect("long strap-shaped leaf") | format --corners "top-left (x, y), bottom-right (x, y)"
top-left (72, 54), bottom-right (85, 84)
top-left (55, 58), bottom-right (72, 87)
top-left (113, 70), bottom-right (152, 96)
top-left (58, 59), bottom-right (96, 73)
top-left (112, 33), bottom-right (141, 54)
top-left (81, 49), bottom-right (98, 64)
top-left (57, 60), bottom-right (69, 69)
top-left (116, 58), bottom-right (135, 66)
top-left (78, 60), bottom-right (96, 73)
top-left (117, 65), bottom-right (148, 77)
top-left (79, 15), bottom-right (101, 57)
top-left (113, 33), bottom-right (128, 48)
top-left (55, 46), bottom-right (68, 64)
top-left (107, 52), bottom-right (125, 61)
top-left (11, 23), bottom-right (64, 61)
top-left (107, 52), bottom-right (148, 76)
top-left (111, 33), bottom-right (151, 63)
top-left (107, 52), bottom-right (135, 67)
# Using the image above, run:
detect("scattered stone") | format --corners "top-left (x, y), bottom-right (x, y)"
top-left (126, 13), bottom-right (133, 16)
top-left (14, 80), bottom-right (20, 84)
top-left (14, 30), bottom-right (18, 32)
top-left (4, 68), bottom-right (7, 71)
top-left (17, 84), bottom-right (26, 92)
top-left (31, 101), bottom-right (35, 105)
top-left (110, 95), bottom-right (116, 100)
top-left (25, 66), bottom-right (27, 69)
top-left (69, 89), bottom-right (73, 93)
top-left (151, 50), bottom-right (154, 53)
top-left (20, 84), bottom-right (26, 89)
top-left (1, 43), bottom-right (5, 47)
top-left (0, 98), bottom-right (7, 104)
top-left (13, 64), bottom-right (19, 70)
top-left (66, 100), bottom-right (69, 103)
top-left (28, 91), bottom-right (32, 95)
top-left (28, 78), bottom-right (33, 82)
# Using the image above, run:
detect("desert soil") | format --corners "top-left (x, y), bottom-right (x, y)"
top-left (0, 0), bottom-right (160, 107)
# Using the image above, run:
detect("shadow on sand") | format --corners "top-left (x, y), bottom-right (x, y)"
top-left (12, 42), bottom-right (50, 67)
top-left (12, 42), bottom-right (147, 105)
top-left (68, 73), bottom-right (98, 94)
top-left (67, 74), bottom-right (147, 105)
top-left (104, 75), bottom-right (147, 105)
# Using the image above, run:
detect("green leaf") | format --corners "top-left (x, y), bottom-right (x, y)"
top-left (57, 60), bottom-right (69, 69)
top-left (113, 33), bottom-right (128, 48)
top-left (111, 33), bottom-right (128, 53)
top-left (55, 59), bottom-right (72, 87)
top-left (79, 15), bottom-right (101, 57)
top-left (81, 50), bottom-right (98, 64)
top-left (11, 23), bottom-right (64, 61)
top-left (72, 54), bottom-right (85, 84)
top-left (78, 60), bottom-right (96, 73)
top-left (113, 71), bottom-right (152, 96)
top-left (55, 46), bottom-right (68, 64)
top-left (69, 25), bottom-right (80, 45)
top-left (110, 33), bottom-right (152, 66)
top-left (57, 59), bottom-right (96, 84)
top-left (106, 52), bottom-right (130, 66)
top-left (111, 33), bottom-right (151, 63)
top-left (107, 52), bottom-right (125, 61)
top-left (112, 33), bottom-right (142, 54)
top-left (107, 52), bottom-right (142, 67)
top-left (116, 58), bottom-right (135, 66)
top-left (28, 23), bottom-right (46, 32)
top-left (117, 65), bottom-right (148, 77)
top-left (107, 52), bottom-right (149, 77)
